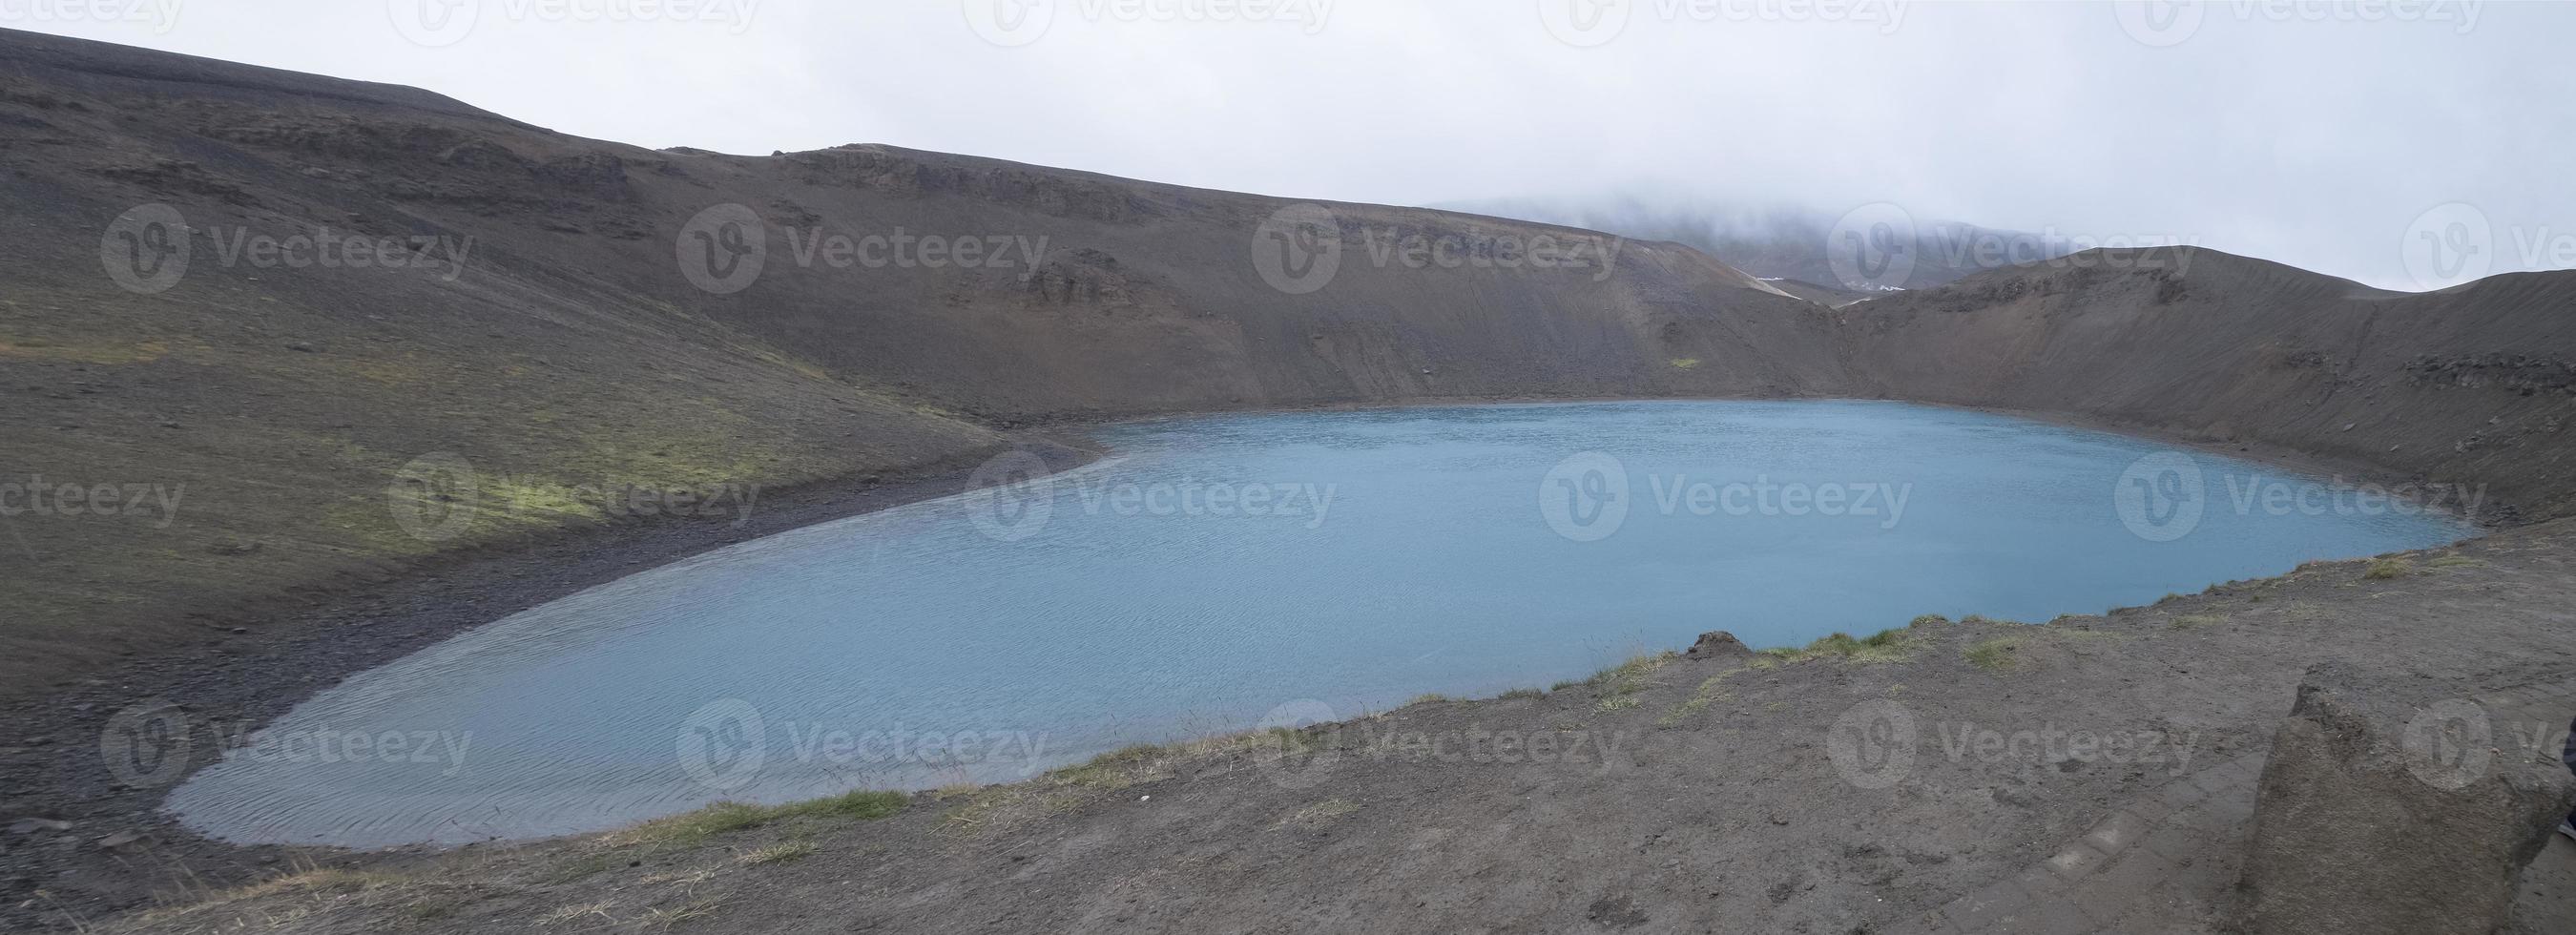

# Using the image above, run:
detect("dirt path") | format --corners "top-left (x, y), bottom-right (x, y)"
top-left (55, 521), bottom-right (2574, 934)
top-left (0, 440), bottom-right (1101, 932)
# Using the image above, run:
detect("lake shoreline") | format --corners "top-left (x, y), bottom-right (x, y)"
top-left (0, 397), bottom-right (2506, 928)
top-left (0, 438), bottom-right (1111, 926)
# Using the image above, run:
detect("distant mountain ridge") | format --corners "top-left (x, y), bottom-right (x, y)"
top-left (1432, 195), bottom-right (2094, 299)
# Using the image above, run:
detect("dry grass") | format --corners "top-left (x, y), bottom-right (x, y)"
top-left (2364, 557), bottom-right (2414, 580)
top-left (1657, 666), bottom-right (1752, 726)
top-left (1964, 636), bottom-right (2026, 671)
top-left (739, 841), bottom-right (819, 865)
top-left (637, 895), bottom-right (729, 928)
top-left (538, 901), bottom-right (618, 927)
top-left (614, 789), bottom-right (907, 847)
top-left (1278, 798), bottom-right (1361, 826)
top-left (945, 728), bottom-right (1318, 835)
top-left (1759, 627), bottom-right (1916, 665)
top-left (123, 865), bottom-right (429, 931)
top-left (1584, 651), bottom-right (1678, 711)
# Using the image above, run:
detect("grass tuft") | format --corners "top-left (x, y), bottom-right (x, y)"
top-left (1763, 628), bottom-right (1917, 665)
top-left (1964, 636), bottom-right (2025, 671)
top-left (2364, 557), bottom-right (2413, 580)
top-left (622, 789), bottom-right (906, 846)
top-left (1658, 667), bottom-right (1750, 726)
top-left (1278, 798), bottom-right (1360, 825)
top-left (739, 841), bottom-right (819, 865)
top-left (1585, 651), bottom-right (1678, 711)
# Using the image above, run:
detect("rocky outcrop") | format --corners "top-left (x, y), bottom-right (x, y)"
top-left (1684, 632), bottom-right (1755, 661)
top-left (2236, 663), bottom-right (2576, 934)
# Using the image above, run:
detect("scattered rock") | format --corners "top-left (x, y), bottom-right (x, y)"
top-left (1683, 631), bottom-right (1755, 661)
top-left (7, 818), bottom-right (72, 835)
top-left (95, 830), bottom-right (149, 851)
top-left (2236, 663), bottom-right (2576, 934)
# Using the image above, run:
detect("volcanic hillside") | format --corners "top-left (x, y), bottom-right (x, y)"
top-left (0, 28), bottom-right (1844, 692)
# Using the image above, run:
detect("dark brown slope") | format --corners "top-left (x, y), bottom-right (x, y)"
top-left (1835, 248), bottom-right (2576, 519)
top-left (0, 29), bottom-right (1842, 693)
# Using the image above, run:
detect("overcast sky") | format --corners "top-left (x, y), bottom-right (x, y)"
top-left (12, 0), bottom-right (2569, 290)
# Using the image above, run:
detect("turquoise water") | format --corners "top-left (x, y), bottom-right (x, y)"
top-left (167, 401), bottom-right (2473, 846)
